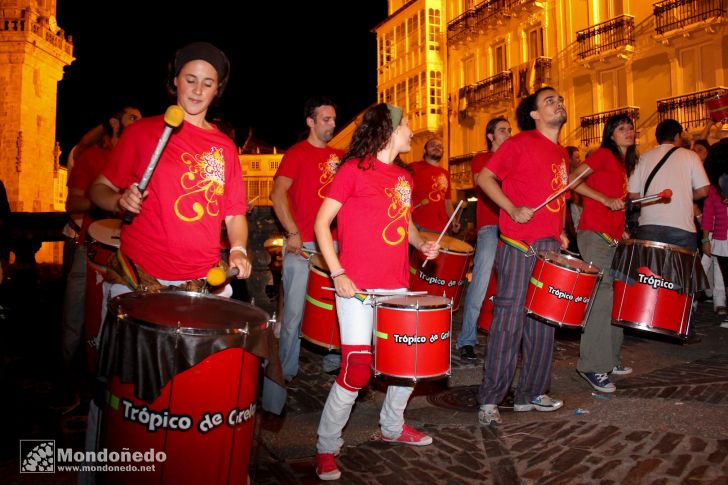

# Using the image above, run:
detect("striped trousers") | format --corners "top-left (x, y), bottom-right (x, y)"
top-left (476, 238), bottom-right (559, 406)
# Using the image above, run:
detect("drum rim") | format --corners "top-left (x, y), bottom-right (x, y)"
top-left (525, 309), bottom-right (585, 328)
top-left (110, 290), bottom-right (271, 335)
top-left (612, 318), bottom-right (688, 339)
top-left (376, 297), bottom-right (452, 310)
top-left (537, 250), bottom-right (601, 275)
top-left (618, 238), bottom-right (698, 257)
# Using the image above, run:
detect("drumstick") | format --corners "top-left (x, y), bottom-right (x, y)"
top-left (532, 167), bottom-right (592, 213)
top-left (421, 200), bottom-right (464, 268)
top-left (321, 287), bottom-right (428, 296)
top-left (630, 189), bottom-right (672, 205)
top-left (413, 198), bottom-right (429, 210)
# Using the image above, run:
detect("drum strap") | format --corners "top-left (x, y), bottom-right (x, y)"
top-left (499, 234), bottom-right (532, 255)
top-left (597, 232), bottom-right (618, 246)
top-left (644, 146), bottom-right (679, 195)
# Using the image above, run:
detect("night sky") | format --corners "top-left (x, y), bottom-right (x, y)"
top-left (54, 2), bottom-right (389, 164)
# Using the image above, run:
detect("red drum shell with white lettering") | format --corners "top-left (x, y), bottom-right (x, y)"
top-left (524, 251), bottom-right (602, 328)
top-left (373, 295), bottom-right (451, 380)
top-left (99, 291), bottom-right (269, 485)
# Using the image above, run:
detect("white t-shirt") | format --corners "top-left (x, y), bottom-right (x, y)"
top-left (628, 144), bottom-right (709, 232)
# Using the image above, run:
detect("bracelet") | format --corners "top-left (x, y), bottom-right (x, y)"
top-left (230, 245), bottom-right (248, 256)
top-left (285, 231), bottom-right (300, 238)
top-left (330, 268), bottom-right (346, 278)
top-left (702, 238), bottom-right (710, 244)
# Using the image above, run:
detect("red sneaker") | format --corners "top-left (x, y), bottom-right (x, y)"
top-left (315, 453), bottom-right (341, 481)
top-left (382, 424), bottom-right (433, 446)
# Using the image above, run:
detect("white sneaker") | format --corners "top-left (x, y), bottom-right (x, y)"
top-left (478, 404), bottom-right (502, 426)
top-left (514, 394), bottom-right (564, 412)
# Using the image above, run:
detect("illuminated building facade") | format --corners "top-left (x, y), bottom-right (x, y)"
top-left (375, 0), bottom-right (727, 193)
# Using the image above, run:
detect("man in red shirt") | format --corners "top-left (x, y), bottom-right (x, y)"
top-left (410, 138), bottom-right (460, 233)
top-left (61, 105), bottom-right (141, 377)
top-left (264, 96), bottom-right (344, 414)
top-left (457, 117), bottom-right (511, 361)
top-left (476, 87), bottom-right (570, 426)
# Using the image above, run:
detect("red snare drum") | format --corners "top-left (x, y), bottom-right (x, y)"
top-left (477, 269), bottom-right (497, 333)
top-left (301, 254), bottom-right (340, 350)
top-left (524, 251), bottom-right (602, 328)
top-left (409, 232), bottom-right (474, 311)
top-left (611, 239), bottom-right (701, 339)
top-left (705, 92), bottom-right (728, 123)
top-left (85, 218), bottom-right (121, 373)
top-left (373, 295), bottom-right (451, 380)
top-left (98, 291), bottom-right (270, 485)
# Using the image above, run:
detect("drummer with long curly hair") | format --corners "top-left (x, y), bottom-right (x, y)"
top-left (569, 113), bottom-right (637, 393)
top-left (312, 103), bottom-right (439, 481)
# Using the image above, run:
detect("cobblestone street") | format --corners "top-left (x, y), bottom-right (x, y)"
top-left (1, 264), bottom-right (727, 484)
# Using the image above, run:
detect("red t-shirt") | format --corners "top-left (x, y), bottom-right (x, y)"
top-left (578, 147), bottom-right (627, 239)
top-left (275, 140), bottom-right (343, 242)
top-left (67, 145), bottom-right (114, 238)
top-left (486, 130), bottom-right (569, 244)
top-left (471, 152), bottom-right (499, 229)
top-left (104, 115), bottom-right (246, 280)
top-left (326, 157), bottom-right (413, 289)
top-left (410, 161), bottom-right (450, 231)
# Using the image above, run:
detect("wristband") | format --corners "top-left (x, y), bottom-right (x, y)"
top-left (702, 238), bottom-right (710, 244)
top-left (285, 231), bottom-right (300, 238)
top-left (230, 245), bottom-right (248, 256)
top-left (330, 268), bottom-right (346, 278)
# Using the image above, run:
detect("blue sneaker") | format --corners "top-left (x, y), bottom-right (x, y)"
top-left (577, 370), bottom-right (616, 393)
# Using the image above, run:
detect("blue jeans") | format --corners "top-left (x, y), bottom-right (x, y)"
top-left (458, 225), bottom-right (498, 348)
top-left (636, 225), bottom-right (697, 251)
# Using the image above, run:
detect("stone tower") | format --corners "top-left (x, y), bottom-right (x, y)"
top-left (0, 0), bottom-right (74, 261)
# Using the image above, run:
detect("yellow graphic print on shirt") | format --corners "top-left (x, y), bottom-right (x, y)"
top-left (174, 146), bottom-right (226, 222)
top-left (429, 173), bottom-right (448, 202)
top-left (317, 153), bottom-right (341, 198)
top-left (382, 176), bottom-right (412, 246)
top-left (546, 159), bottom-right (568, 213)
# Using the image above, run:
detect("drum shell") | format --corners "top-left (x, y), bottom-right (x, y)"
top-left (373, 296), bottom-right (451, 380)
top-left (612, 278), bottom-right (691, 338)
top-left (524, 253), bottom-right (601, 327)
top-left (705, 93), bottom-right (728, 123)
top-left (98, 292), bottom-right (269, 485)
top-left (409, 233), bottom-right (473, 310)
top-left (477, 269), bottom-right (497, 333)
top-left (301, 260), bottom-right (340, 350)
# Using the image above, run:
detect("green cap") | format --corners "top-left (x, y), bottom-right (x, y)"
top-left (386, 104), bottom-right (403, 131)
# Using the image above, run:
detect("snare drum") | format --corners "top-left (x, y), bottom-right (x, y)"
top-left (98, 291), bottom-right (271, 485)
top-left (409, 232), bottom-right (474, 310)
top-left (301, 254), bottom-right (340, 350)
top-left (611, 239), bottom-right (707, 339)
top-left (524, 251), bottom-right (602, 328)
top-left (85, 218), bottom-right (121, 373)
top-left (705, 92), bottom-right (728, 123)
top-left (373, 295), bottom-right (451, 380)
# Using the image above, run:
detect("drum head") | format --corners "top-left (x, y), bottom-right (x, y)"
top-left (378, 294), bottom-right (451, 309)
top-left (618, 239), bottom-right (697, 257)
top-left (110, 291), bottom-right (269, 334)
top-left (419, 232), bottom-right (474, 255)
top-left (540, 250), bottom-right (600, 274)
top-left (88, 219), bottom-right (121, 248)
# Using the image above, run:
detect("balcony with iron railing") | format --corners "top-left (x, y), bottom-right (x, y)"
top-left (447, 9), bottom-right (476, 45)
top-left (449, 154), bottom-right (478, 190)
top-left (654, 0), bottom-right (727, 36)
top-left (470, 0), bottom-right (546, 32)
top-left (467, 71), bottom-right (514, 109)
top-left (0, 9), bottom-right (73, 56)
top-left (657, 87), bottom-right (728, 129)
top-left (580, 107), bottom-right (640, 147)
top-left (576, 14), bottom-right (634, 61)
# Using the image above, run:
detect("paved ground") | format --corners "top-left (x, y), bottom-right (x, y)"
top-left (1, 262), bottom-right (728, 484)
